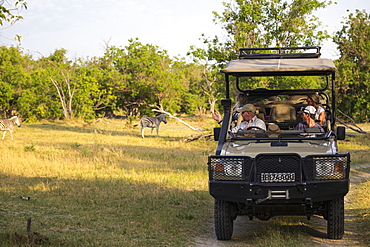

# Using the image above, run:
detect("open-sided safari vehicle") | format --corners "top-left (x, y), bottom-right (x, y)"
top-left (209, 47), bottom-right (350, 240)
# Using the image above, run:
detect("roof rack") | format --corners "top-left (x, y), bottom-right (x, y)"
top-left (239, 46), bottom-right (321, 59)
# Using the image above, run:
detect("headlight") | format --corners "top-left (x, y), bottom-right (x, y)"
top-left (212, 159), bottom-right (243, 180)
top-left (224, 161), bottom-right (243, 177)
top-left (314, 158), bottom-right (346, 180)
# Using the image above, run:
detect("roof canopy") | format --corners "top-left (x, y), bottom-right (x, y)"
top-left (221, 58), bottom-right (336, 77)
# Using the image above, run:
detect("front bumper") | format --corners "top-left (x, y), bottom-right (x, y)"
top-left (209, 179), bottom-right (349, 204)
top-left (208, 153), bottom-right (350, 204)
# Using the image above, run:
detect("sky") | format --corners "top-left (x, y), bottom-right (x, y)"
top-left (0, 0), bottom-right (369, 61)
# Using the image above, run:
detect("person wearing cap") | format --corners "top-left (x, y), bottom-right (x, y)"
top-left (231, 104), bottom-right (266, 133)
top-left (307, 93), bottom-right (326, 126)
top-left (295, 105), bottom-right (324, 132)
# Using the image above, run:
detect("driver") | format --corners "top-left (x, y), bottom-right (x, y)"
top-left (231, 104), bottom-right (266, 133)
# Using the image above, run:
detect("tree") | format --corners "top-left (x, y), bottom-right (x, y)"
top-left (190, 0), bottom-right (332, 112)
top-left (212, 0), bottom-right (331, 60)
top-left (170, 59), bottom-right (211, 114)
top-left (187, 46), bottom-right (224, 114)
top-left (106, 39), bottom-right (195, 117)
top-left (40, 49), bottom-right (76, 119)
top-left (333, 10), bottom-right (370, 122)
top-left (74, 58), bottom-right (121, 118)
top-left (33, 49), bottom-right (106, 120)
top-left (0, 46), bottom-right (31, 117)
top-left (0, 0), bottom-right (27, 40)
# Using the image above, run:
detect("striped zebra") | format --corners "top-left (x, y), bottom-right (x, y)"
top-left (137, 114), bottom-right (167, 138)
top-left (0, 116), bottom-right (21, 140)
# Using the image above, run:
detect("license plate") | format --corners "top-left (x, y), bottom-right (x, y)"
top-left (261, 173), bottom-right (295, 182)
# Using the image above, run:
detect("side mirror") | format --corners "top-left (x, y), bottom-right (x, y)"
top-left (214, 127), bottom-right (221, 141)
top-left (336, 126), bottom-right (346, 140)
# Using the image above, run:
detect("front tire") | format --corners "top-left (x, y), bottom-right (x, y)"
top-left (214, 199), bottom-right (235, 240)
top-left (327, 197), bottom-right (344, 239)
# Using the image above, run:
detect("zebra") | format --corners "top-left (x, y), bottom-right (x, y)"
top-left (0, 116), bottom-right (21, 140)
top-left (137, 114), bottom-right (167, 138)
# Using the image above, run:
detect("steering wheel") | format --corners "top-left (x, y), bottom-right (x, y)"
top-left (246, 126), bottom-right (264, 131)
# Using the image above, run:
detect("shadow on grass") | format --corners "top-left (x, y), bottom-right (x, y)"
top-left (0, 172), bottom-right (212, 246)
top-left (1, 161), bottom-right (365, 245)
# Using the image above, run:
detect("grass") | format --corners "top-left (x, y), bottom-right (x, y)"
top-left (349, 180), bottom-right (370, 246)
top-left (338, 124), bottom-right (370, 246)
top-left (0, 118), bottom-right (369, 246)
top-left (339, 126), bottom-right (370, 243)
top-left (0, 117), bottom-right (215, 246)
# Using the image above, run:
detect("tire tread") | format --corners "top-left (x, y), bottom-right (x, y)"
top-left (214, 199), bottom-right (234, 240)
top-left (327, 197), bottom-right (344, 239)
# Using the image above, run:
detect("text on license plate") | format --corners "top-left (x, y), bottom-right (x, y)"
top-left (261, 173), bottom-right (295, 182)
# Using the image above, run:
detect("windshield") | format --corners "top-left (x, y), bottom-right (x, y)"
top-left (224, 90), bottom-right (331, 140)
top-left (236, 75), bottom-right (328, 91)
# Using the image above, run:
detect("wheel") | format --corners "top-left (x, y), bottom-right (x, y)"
top-left (327, 197), bottom-right (344, 239)
top-left (214, 199), bottom-right (235, 240)
top-left (246, 126), bottom-right (264, 130)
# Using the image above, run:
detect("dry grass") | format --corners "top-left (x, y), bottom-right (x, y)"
top-left (0, 116), bottom-right (216, 246)
top-left (338, 125), bottom-right (370, 246)
top-left (349, 180), bottom-right (370, 246)
top-left (0, 118), bottom-right (369, 246)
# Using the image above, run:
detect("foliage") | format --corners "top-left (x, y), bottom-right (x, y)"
top-left (0, 0), bottom-right (27, 41)
top-left (0, 41), bottom-right (211, 120)
top-left (0, 46), bottom-right (31, 117)
top-left (189, 0), bottom-right (332, 111)
top-left (0, 0), bottom-right (27, 25)
top-left (0, 2), bottom-right (368, 121)
top-left (187, 46), bottom-right (225, 113)
top-left (334, 10), bottom-right (370, 122)
top-left (204, 0), bottom-right (332, 63)
top-left (102, 39), bottom-right (207, 116)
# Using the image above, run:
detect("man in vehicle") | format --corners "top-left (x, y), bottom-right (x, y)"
top-left (306, 93), bottom-right (326, 126)
top-left (231, 104), bottom-right (266, 132)
top-left (295, 105), bottom-right (324, 132)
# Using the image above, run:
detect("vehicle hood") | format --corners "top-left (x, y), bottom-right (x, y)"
top-left (219, 139), bottom-right (337, 158)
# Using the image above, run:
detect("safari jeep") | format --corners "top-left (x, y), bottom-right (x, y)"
top-left (209, 47), bottom-right (350, 240)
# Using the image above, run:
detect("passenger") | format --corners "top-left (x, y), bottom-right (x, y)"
top-left (307, 93), bottom-right (326, 126)
top-left (212, 92), bottom-right (248, 125)
top-left (234, 92), bottom-right (248, 115)
top-left (295, 106), bottom-right (324, 132)
top-left (231, 104), bottom-right (266, 133)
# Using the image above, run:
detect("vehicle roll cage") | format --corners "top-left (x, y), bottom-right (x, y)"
top-left (216, 46), bottom-right (338, 155)
top-left (221, 46), bottom-right (337, 120)
top-left (239, 46), bottom-right (321, 59)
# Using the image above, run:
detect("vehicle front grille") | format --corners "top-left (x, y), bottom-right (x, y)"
top-left (254, 154), bottom-right (302, 183)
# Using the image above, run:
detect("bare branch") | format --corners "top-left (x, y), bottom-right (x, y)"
top-left (336, 109), bottom-right (367, 134)
top-left (182, 134), bottom-right (212, 142)
top-left (152, 109), bottom-right (203, 131)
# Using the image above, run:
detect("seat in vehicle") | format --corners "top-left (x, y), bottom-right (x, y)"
top-left (269, 104), bottom-right (297, 123)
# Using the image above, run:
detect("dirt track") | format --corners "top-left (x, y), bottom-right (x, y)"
top-left (194, 163), bottom-right (370, 247)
